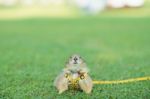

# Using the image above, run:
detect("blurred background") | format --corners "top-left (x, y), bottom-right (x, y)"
top-left (0, 0), bottom-right (149, 19)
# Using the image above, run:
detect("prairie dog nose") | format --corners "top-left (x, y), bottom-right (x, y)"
top-left (74, 57), bottom-right (78, 61)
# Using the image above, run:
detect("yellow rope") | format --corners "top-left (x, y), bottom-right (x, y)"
top-left (93, 76), bottom-right (150, 84)
top-left (65, 73), bottom-right (150, 85)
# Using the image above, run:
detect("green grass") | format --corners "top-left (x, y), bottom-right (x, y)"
top-left (0, 17), bottom-right (150, 99)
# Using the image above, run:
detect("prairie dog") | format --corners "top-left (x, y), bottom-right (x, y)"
top-left (54, 54), bottom-right (93, 94)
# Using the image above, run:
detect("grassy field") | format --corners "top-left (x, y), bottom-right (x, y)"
top-left (0, 17), bottom-right (150, 99)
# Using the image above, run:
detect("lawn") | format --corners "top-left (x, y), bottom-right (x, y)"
top-left (0, 17), bottom-right (150, 99)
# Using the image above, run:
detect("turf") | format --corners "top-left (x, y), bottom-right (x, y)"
top-left (0, 17), bottom-right (150, 99)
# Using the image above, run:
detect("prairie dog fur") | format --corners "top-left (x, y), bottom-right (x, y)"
top-left (54, 54), bottom-right (93, 94)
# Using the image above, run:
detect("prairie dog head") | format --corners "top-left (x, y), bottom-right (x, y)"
top-left (68, 54), bottom-right (84, 65)
top-left (65, 54), bottom-right (88, 74)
